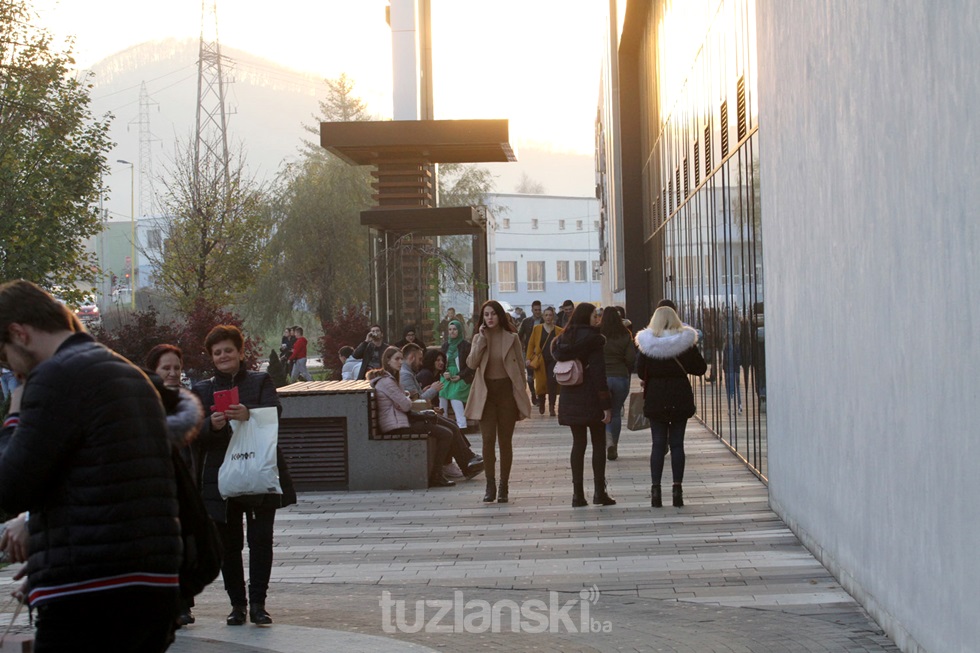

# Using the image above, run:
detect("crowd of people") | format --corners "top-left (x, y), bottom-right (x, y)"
top-left (0, 282), bottom-right (710, 649)
top-left (333, 297), bottom-right (707, 510)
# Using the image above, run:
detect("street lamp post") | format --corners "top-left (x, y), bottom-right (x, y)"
top-left (117, 159), bottom-right (136, 309)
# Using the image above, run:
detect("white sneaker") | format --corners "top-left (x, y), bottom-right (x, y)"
top-left (443, 462), bottom-right (464, 478)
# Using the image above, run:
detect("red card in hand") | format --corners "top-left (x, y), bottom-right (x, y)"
top-left (211, 387), bottom-right (239, 413)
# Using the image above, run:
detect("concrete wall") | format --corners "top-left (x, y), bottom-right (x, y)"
top-left (756, 2), bottom-right (980, 651)
top-left (280, 392), bottom-right (430, 491)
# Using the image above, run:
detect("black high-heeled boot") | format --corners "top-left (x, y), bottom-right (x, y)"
top-left (497, 479), bottom-right (509, 503)
top-left (672, 484), bottom-right (684, 507)
top-left (651, 484), bottom-right (663, 508)
top-left (572, 482), bottom-right (588, 507)
top-left (483, 477), bottom-right (496, 502)
top-left (593, 480), bottom-right (617, 506)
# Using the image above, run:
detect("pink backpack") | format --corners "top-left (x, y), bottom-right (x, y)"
top-left (554, 359), bottom-right (584, 386)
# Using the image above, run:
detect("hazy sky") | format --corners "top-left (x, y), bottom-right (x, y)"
top-left (29, 0), bottom-right (607, 155)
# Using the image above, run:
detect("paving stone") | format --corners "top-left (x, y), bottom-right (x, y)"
top-left (0, 402), bottom-right (898, 651)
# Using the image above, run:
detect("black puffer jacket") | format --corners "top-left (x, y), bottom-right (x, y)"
top-left (0, 333), bottom-right (181, 606)
top-left (635, 326), bottom-right (707, 421)
top-left (192, 369), bottom-right (297, 522)
top-left (551, 326), bottom-right (611, 425)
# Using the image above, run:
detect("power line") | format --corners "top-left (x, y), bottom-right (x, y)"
top-left (91, 63), bottom-right (197, 101)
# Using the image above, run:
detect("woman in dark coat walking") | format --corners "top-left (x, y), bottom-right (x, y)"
top-left (635, 306), bottom-right (707, 508)
top-left (551, 302), bottom-right (616, 507)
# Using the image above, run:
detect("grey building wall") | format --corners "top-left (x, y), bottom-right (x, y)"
top-left (757, 2), bottom-right (980, 651)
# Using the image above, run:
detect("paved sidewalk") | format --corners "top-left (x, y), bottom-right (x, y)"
top-left (1, 410), bottom-right (898, 651)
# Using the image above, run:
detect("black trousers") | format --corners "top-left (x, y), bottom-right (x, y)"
top-left (35, 587), bottom-right (177, 652)
top-left (479, 378), bottom-right (519, 481)
top-left (217, 500), bottom-right (277, 607)
top-left (433, 414), bottom-right (478, 466)
top-left (570, 421), bottom-right (607, 492)
top-left (389, 415), bottom-right (453, 478)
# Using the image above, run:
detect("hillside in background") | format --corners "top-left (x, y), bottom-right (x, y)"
top-left (90, 39), bottom-right (596, 219)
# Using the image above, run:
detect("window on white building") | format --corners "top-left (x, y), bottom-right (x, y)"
top-left (576, 220), bottom-right (583, 231)
top-left (558, 219), bottom-right (566, 230)
top-left (592, 260), bottom-right (601, 281)
top-left (498, 261), bottom-right (517, 292)
top-left (574, 260), bottom-right (587, 282)
top-left (531, 218), bottom-right (539, 229)
top-left (147, 228), bottom-right (162, 250)
top-left (527, 261), bottom-right (545, 292)
top-left (594, 220), bottom-right (600, 231)
top-left (556, 260), bottom-right (569, 282)
top-left (501, 218), bottom-right (510, 229)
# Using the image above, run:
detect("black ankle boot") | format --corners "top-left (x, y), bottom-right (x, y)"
top-left (249, 603), bottom-right (272, 626)
top-left (226, 605), bottom-right (247, 626)
top-left (593, 488), bottom-right (617, 506)
top-left (572, 483), bottom-right (588, 507)
top-left (672, 484), bottom-right (684, 507)
top-left (483, 478), bottom-right (496, 502)
top-left (497, 480), bottom-right (509, 503)
top-left (651, 484), bottom-right (662, 508)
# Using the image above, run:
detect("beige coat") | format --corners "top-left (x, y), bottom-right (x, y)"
top-left (464, 329), bottom-right (532, 421)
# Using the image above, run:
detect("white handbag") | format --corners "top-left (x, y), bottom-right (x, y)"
top-left (218, 406), bottom-right (282, 498)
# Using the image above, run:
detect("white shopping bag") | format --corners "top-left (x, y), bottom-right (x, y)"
top-left (218, 406), bottom-right (283, 498)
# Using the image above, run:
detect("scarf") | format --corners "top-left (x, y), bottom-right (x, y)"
top-left (446, 319), bottom-right (464, 371)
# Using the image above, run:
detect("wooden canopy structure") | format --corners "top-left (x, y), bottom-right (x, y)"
top-left (321, 119), bottom-right (515, 340)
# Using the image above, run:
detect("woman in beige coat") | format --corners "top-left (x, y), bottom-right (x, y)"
top-left (466, 300), bottom-right (532, 503)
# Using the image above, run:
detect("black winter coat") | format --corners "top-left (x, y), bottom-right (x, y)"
top-left (192, 368), bottom-right (297, 522)
top-left (635, 326), bottom-right (707, 421)
top-left (0, 333), bottom-right (181, 606)
top-left (551, 326), bottom-right (611, 425)
top-left (353, 340), bottom-right (390, 379)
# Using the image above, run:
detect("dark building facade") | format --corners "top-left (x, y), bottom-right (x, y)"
top-left (599, 0), bottom-right (766, 479)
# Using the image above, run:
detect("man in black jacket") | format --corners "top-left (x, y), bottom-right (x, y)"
top-left (353, 324), bottom-right (389, 380)
top-left (0, 280), bottom-right (181, 652)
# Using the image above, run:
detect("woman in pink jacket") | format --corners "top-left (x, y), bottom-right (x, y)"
top-left (367, 347), bottom-right (455, 488)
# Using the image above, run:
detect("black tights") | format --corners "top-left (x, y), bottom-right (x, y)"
top-left (650, 418), bottom-right (687, 484)
top-left (570, 421), bottom-right (607, 492)
top-left (480, 378), bottom-right (519, 481)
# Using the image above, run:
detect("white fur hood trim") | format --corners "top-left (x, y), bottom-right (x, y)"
top-left (635, 326), bottom-right (698, 359)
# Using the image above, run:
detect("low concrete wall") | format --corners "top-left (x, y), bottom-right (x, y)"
top-left (279, 387), bottom-right (430, 491)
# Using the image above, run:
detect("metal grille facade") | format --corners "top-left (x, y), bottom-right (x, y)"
top-left (643, 0), bottom-right (767, 480)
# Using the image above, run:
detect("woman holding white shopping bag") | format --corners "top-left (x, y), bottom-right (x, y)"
top-left (192, 325), bottom-right (296, 628)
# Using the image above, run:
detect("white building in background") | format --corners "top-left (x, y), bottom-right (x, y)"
top-left (486, 193), bottom-right (603, 312)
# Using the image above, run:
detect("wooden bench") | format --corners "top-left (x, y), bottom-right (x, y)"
top-left (277, 380), bottom-right (431, 491)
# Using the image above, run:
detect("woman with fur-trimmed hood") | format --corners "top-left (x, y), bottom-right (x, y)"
top-left (635, 306), bottom-right (707, 508)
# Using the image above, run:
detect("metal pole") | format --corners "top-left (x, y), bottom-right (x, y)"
top-left (130, 163), bottom-right (135, 309)
top-left (117, 160), bottom-right (136, 309)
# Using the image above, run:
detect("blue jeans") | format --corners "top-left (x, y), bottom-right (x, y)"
top-left (650, 418), bottom-right (688, 485)
top-left (0, 370), bottom-right (18, 400)
top-left (605, 376), bottom-right (631, 446)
